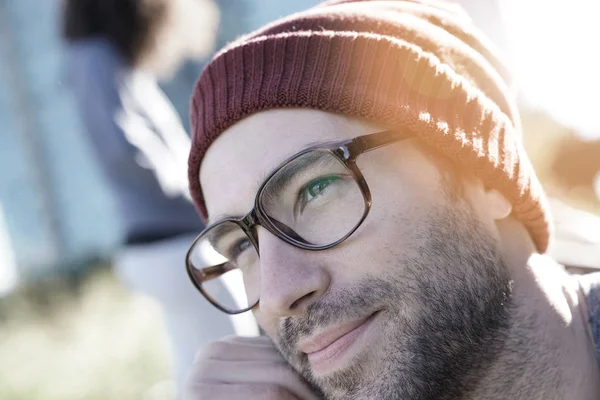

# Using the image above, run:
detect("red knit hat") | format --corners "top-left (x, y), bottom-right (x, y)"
top-left (188, 0), bottom-right (551, 252)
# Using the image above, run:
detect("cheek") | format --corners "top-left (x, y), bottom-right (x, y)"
top-left (329, 157), bottom-right (445, 275)
top-left (334, 205), bottom-right (426, 276)
top-left (315, 194), bottom-right (432, 288)
top-left (253, 311), bottom-right (281, 340)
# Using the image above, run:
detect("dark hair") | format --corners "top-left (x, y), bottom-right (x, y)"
top-left (62, 0), bottom-right (167, 65)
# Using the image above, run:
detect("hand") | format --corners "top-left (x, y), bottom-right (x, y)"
top-left (183, 335), bottom-right (322, 400)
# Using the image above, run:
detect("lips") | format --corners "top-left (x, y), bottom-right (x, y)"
top-left (298, 312), bottom-right (378, 375)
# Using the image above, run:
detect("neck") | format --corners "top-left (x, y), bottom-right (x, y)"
top-left (466, 221), bottom-right (600, 399)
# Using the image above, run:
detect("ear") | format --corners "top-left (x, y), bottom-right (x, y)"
top-left (483, 188), bottom-right (512, 220)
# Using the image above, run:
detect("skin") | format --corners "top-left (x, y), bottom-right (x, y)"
top-left (185, 108), bottom-right (600, 400)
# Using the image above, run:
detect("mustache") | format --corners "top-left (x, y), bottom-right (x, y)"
top-left (279, 276), bottom-right (408, 355)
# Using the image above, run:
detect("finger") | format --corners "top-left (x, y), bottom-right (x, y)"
top-left (222, 334), bottom-right (276, 347)
top-left (195, 340), bottom-right (283, 363)
top-left (183, 382), bottom-right (301, 400)
top-left (195, 359), bottom-right (317, 400)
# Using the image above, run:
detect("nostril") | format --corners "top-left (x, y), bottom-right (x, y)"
top-left (290, 290), bottom-right (317, 310)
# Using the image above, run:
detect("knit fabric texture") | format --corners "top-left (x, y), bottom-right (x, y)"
top-left (188, 0), bottom-right (551, 252)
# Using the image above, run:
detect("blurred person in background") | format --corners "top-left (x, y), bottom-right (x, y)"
top-left (61, 0), bottom-right (256, 392)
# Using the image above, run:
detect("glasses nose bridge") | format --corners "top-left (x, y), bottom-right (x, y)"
top-left (240, 209), bottom-right (262, 243)
top-left (240, 208), bottom-right (295, 251)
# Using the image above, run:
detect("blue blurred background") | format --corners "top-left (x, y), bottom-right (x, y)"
top-left (0, 0), bottom-right (323, 293)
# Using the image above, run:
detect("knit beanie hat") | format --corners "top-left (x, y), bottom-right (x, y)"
top-left (188, 0), bottom-right (551, 252)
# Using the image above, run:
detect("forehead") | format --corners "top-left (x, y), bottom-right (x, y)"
top-left (200, 109), bottom-right (379, 222)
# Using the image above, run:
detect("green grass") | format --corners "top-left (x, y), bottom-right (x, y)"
top-left (0, 266), bottom-right (175, 400)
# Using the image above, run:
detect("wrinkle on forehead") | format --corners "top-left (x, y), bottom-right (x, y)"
top-left (199, 109), bottom-right (381, 222)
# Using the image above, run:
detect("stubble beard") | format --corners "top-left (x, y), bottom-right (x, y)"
top-left (275, 201), bottom-right (514, 400)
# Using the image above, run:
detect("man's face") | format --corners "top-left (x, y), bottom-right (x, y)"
top-left (200, 109), bottom-right (514, 400)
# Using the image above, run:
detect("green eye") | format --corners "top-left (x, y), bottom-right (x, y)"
top-left (294, 175), bottom-right (345, 217)
top-left (306, 176), bottom-right (339, 200)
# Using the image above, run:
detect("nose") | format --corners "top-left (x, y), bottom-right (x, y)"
top-left (257, 227), bottom-right (331, 318)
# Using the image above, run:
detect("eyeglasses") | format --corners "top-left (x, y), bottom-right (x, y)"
top-left (186, 129), bottom-right (413, 314)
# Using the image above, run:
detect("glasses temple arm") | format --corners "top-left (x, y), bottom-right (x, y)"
top-left (197, 262), bottom-right (236, 282)
top-left (352, 129), bottom-right (413, 154)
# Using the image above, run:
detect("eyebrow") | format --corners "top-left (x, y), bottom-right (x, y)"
top-left (251, 140), bottom-right (335, 191)
top-left (260, 150), bottom-right (333, 203)
top-left (208, 142), bottom-right (341, 225)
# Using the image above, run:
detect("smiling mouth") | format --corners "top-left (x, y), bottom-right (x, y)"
top-left (299, 311), bottom-right (380, 375)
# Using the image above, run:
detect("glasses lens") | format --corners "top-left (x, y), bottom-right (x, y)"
top-left (187, 221), bottom-right (259, 313)
top-left (259, 150), bottom-right (366, 247)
